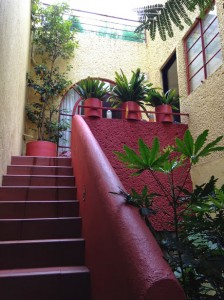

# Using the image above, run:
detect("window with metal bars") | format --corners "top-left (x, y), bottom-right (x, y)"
top-left (184, 5), bottom-right (222, 94)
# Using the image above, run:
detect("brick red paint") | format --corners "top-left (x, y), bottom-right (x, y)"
top-left (71, 115), bottom-right (186, 300)
top-left (85, 118), bottom-right (192, 231)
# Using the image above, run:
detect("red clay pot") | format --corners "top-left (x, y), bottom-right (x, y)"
top-left (122, 101), bottom-right (141, 120)
top-left (155, 104), bottom-right (173, 123)
top-left (26, 141), bottom-right (57, 157)
top-left (84, 98), bottom-right (102, 118)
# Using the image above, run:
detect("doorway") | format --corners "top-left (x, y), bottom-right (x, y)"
top-left (162, 52), bottom-right (180, 123)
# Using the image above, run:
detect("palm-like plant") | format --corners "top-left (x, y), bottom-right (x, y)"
top-left (145, 88), bottom-right (179, 109)
top-left (74, 77), bottom-right (110, 100)
top-left (109, 68), bottom-right (151, 108)
top-left (136, 0), bottom-right (214, 40)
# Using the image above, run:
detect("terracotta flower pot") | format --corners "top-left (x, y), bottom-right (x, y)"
top-left (26, 141), bottom-right (57, 157)
top-left (155, 104), bottom-right (173, 123)
top-left (84, 98), bottom-right (102, 118)
top-left (122, 102), bottom-right (141, 120)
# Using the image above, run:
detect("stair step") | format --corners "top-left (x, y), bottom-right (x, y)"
top-left (0, 200), bottom-right (79, 219)
top-left (0, 186), bottom-right (77, 201)
top-left (7, 165), bottom-right (73, 176)
top-left (0, 239), bottom-right (85, 269)
top-left (11, 156), bottom-right (72, 166)
top-left (0, 266), bottom-right (90, 300)
top-left (2, 175), bottom-right (75, 186)
top-left (0, 217), bottom-right (82, 240)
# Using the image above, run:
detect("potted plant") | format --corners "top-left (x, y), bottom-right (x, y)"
top-left (109, 68), bottom-right (150, 120)
top-left (25, 0), bottom-right (78, 156)
top-left (145, 88), bottom-right (179, 123)
top-left (74, 77), bottom-right (110, 118)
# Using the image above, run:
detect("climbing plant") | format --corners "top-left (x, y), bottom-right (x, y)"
top-left (136, 0), bottom-right (214, 40)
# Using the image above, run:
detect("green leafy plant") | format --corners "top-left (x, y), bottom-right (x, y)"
top-left (136, 0), bottom-right (214, 41)
top-left (114, 129), bottom-right (224, 298)
top-left (74, 77), bottom-right (110, 100)
top-left (109, 68), bottom-right (151, 108)
top-left (145, 88), bottom-right (179, 109)
top-left (26, 0), bottom-right (78, 142)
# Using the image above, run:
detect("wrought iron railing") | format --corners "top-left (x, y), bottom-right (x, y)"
top-left (69, 8), bottom-right (146, 43)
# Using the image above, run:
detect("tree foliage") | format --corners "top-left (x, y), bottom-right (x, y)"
top-left (26, 0), bottom-right (78, 142)
top-left (136, 0), bottom-right (214, 40)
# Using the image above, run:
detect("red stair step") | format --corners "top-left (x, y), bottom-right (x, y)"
top-left (0, 217), bottom-right (82, 240)
top-left (0, 200), bottom-right (79, 219)
top-left (11, 156), bottom-right (72, 166)
top-left (0, 186), bottom-right (77, 201)
top-left (0, 266), bottom-right (90, 300)
top-left (0, 239), bottom-right (85, 269)
top-left (2, 175), bottom-right (75, 186)
top-left (7, 165), bottom-right (73, 176)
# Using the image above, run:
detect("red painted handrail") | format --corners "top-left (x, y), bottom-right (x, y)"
top-left (71, 115), bottom-right (186, 300)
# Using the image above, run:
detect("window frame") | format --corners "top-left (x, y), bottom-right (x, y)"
top-left (184, 6), bottom-right (222, 94)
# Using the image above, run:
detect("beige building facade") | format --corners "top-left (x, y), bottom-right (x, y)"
top-left (0, 0), bottom-right (223, 187)
top-left (147, 0), bottom-right (224, 186)
top-left (0, 0), bottom-right (31, 183)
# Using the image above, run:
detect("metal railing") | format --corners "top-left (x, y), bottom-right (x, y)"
top-left (69, 8), bottom-right (146, 43)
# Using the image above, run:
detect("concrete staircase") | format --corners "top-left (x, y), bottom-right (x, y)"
top-left (0, 156), bottom-right (90, 300)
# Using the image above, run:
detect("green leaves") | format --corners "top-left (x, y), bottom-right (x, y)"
top-left (109, 68), bottom-right (149, 105)
top-left (74, 77), bottom-right (110, 100)
top-left (136, 0), bottom-right (214, 41)
top-left (175, 130), bottom-right (224, 164)
top-left (115, 137), bottom-right (174, 174)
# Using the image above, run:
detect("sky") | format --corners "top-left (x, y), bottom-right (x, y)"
top-left (43, 0), bottom-right (165, 19)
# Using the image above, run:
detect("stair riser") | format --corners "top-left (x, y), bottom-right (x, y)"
top-left (0, 187), bottom-right (77, 201)
top-left (0, 201), bottom-right (79, 219)
top-left (7, 166), bottom-right (73, 176)
top-left (0, 218), bottom-right (82, 240)
top-left (0, 240), bottom-right (85, 269)
top-left (0, 272), bottom-right (90, 300)
top-left (11, 156), bottom-right (72, 166)
top-left (2, 176), bottom-right (75, 186)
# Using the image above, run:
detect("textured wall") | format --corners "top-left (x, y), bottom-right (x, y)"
top-left (72, 115), bottom-right (186, 300)
top-left (0, 0), bottom-right (31, 183)
top-left (146, 0), bottom-right (224, 187)
top-left (85, 118), bottom-right (191, 231)
top-left (69, 32), bottom-right (150, 83)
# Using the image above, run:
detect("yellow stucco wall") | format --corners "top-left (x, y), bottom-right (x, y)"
top-left (146, 0), bottom-right (224, 187)
top-left (0, 0), bottom-right (31, 183)
top-left (69, 32), bottom-right (150, 83)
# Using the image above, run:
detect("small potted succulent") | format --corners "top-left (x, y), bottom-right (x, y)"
top-left (74, 77), bottom-right (110, 118)
top-left (109, 68), bottom-right (150, 120)
top-left (145, 88), bottom-right (179, 122)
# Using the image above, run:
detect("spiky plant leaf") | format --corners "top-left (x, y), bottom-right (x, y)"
top-left (136, 0), bottom-right (214, 41)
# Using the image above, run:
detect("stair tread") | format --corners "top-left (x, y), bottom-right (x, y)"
top-left (0, 238), bottom-right (84, 245)
top-left (9, 164), bottom-right (72, 168)
top-left (0, 266), bottom-right (89, 277)
top-left (12, 156), bottom-right (71, 159)
top-left (0, 217), bottom-right (80, 221)
top-left (3, 174), bottom-right (74, 178)
top-left (0, 200), bottom-right (77, 203)
top-left (0, 186), bottom-right (76, 188)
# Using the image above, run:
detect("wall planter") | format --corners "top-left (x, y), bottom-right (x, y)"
top-left (155, 104), bottom-right (173, 123)
top-left (26, 141), bottom-right (57, 157)
top-left (84, 98), bottom-right (102, 118)
top-left (122, 102), bottom-right (141, 120)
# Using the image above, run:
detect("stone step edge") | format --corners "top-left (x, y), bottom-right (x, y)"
top-left (0, 238), bottom-right (84, 245)
top-left (0, 266), bottom-right (89, 277)
top-left (0, 217), bottom-right (81, 222)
